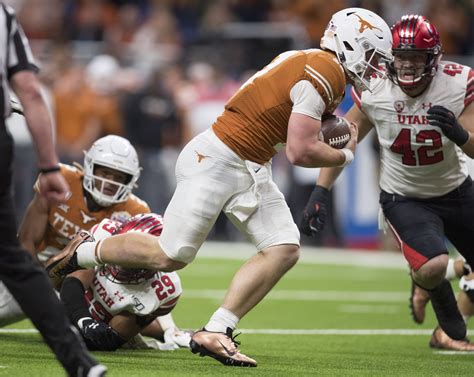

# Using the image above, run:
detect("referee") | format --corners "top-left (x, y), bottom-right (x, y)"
top-left (0, 4), bottom-right (106, 376)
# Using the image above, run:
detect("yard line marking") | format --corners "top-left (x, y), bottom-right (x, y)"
top-left (339, 304), bottom-right (400, 314)
top-left (2, 328), bottom-right (472, 336)
top-left (183, 289), bottom-right (409, 302)
top-left (433, 350), bottom-right (474, 355)
top-left (198, 241), bottom-right (408, 269)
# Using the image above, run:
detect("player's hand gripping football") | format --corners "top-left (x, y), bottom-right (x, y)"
top-left (427, 105), bottom-right (469, 146)
top-left (79, 317), bottom-right (126, 351)
top-left (345, 121), bottom-right (359, 154)
top-left (299, 185), bottom-right (330, 236)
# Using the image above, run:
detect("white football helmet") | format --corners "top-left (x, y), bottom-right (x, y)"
top-left (83, 135), bottom-right (140, 207)
top-left (320, 8), bottom-right (393, 92)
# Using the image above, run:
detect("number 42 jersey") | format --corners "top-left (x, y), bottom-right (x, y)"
top-left (353, 61), bottom-right (473, 198)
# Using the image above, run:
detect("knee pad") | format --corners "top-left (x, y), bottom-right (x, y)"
top-left (459, 274), bottom-right (474, 303)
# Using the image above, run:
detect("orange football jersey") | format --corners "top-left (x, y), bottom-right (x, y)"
top-left (37, 164), bottom-right (150, 253)
top-left (213, 49), bottom-right (346, 164)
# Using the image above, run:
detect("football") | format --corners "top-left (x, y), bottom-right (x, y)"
top-left (319, 114), bottom-right (351, 149)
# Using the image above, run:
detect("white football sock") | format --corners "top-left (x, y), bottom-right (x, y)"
top-left (445, 259), bottom-right (457, 280)
top-left (204, 307), bottom-right (239, 333)
top-left (76, 241), bottom-right (101, 268)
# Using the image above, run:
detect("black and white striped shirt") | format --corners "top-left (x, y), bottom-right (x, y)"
top-left (0, 4), bottom-right (38, 119)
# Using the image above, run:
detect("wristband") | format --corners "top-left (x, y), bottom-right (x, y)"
top-left (339, 148), bottom-right (354, 167)
top-left (39, 166), bottom-right (61, 174)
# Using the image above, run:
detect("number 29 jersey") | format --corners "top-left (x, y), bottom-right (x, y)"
top-left (353, 61), bottom-right (473, 198)
top-left (85, 219), bottom-right (182, 323)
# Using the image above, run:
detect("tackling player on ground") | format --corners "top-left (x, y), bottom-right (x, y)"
top-left (60, 213), bottom-right (191, 351)
top-left (46, 8), bottom-right (394, 367)
top-left (0, 135), bottom-right (149, 326)
top-left (299, 15), bottom-right (474, 350)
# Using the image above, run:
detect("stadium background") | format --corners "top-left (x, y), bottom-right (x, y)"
top-left (5, 0), bottom-right (474, 250)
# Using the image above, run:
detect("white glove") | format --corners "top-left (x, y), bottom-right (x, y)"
top-left (163, 327), bottom-right (192, 349)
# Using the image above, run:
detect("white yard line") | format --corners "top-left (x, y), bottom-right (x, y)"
top-left (198, 241), bottom-right (409, 269)
top-left (183, 289), bottom-right (409, 302)
top-left (1, 328), bottom-right (473, 336)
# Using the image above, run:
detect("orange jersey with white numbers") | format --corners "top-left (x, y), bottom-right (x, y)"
top-left (213, 49), bottom-right (346, 164)
top-left (37, 164), bottom-right (150, 255)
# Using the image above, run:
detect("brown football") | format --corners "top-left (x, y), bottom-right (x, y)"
top-left (319, 114), bottom-right (351, 149)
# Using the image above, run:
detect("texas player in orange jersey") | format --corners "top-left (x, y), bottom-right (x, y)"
top-left (47, 8), bottom-right (393, 367)
top-left (0, 135), bottom-right (149, 327)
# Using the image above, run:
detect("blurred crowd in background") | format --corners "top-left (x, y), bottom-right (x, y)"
top-left (5, 0), bottom-right (474, 249)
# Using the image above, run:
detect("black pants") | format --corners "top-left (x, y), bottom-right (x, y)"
top-left (380, 177), bottom-right (474, 271)
top-left (0, 126), bottom-right (90, 374)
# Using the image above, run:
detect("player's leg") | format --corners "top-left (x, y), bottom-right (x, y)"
top-left (191, 178), bottom-right (300, 366)
top-left (380, 191), bottom-right (465, 340)
top-left (0, 193), bottom-right (106, 376)
top-left (0, 281), bottom-right (26, 327)
top-left (46, 129), bottom-right (236, 278)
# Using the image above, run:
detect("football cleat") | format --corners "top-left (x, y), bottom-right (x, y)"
top-left (46, 230), bottom-right (93, 289)
top-left (409, 279), bottom-right (430, 324)
top-left (429, 326), bottom-right (474, 351)
top-left (190, 328), bottom-right (257, 367)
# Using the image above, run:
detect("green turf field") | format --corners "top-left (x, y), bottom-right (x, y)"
top-left (1, 248), bottom-right (472, 376)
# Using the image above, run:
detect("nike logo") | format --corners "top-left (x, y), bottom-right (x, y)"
top-left (218, 340), bottom-right (236, 356)
top-left (195, 150), bottom-right (211, 163)
top-left (253, 168), bottom-right (261, 173)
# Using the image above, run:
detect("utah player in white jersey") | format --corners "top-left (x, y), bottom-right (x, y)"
top-left (299, 15), bottom-right (474, 350)
top-left (59, 213), bottom-right (191, 351)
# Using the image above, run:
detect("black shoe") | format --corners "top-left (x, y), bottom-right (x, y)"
top-left (67, 352), bottom-right (107, 377)
top-left (429, 279), bottom-right (466, 340)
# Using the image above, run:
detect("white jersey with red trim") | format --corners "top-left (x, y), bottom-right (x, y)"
top-left (85, 219), bottom-right (182, 322)
top-left (353, 61), bottom-right (473, 198)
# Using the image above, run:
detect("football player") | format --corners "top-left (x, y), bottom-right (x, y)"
top-left (46, 8), bottom-right (393, 367)
top-left (300, 15), bottom-right (474, 351)
top-left (0, 135), bottom-right (149, 327)
top-left (60, 213), bottom-right (191, 351)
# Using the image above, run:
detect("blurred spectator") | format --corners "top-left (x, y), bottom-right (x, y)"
top-left (62, 0), bottom-right (116, 41)
top-left (426, 0), bottom-right (472, 55)
top-left (53, 54), bottom-right (124, 164)
top-left (121, 66), bottom-right (182, 213)
top-left (129, 5), bottom-right (183, 73)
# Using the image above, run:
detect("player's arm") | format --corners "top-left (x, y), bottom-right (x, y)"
top-left (457, 102), bottom-right (474, 157)
top-left (317, 104), bottom-right (375, 189)
top-left (108, 312), bottom-right (142, 341)
top-left (17, 192), bottom-right (50, 258)
top-left (60, 270), bottom-right (126, 351)
top-left (286, 80), bottom-right (357, 168)
top-left (299, 104), bottom-right (374, 237)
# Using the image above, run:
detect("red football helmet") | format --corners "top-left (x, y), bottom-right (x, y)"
top-left (104, 213), bottom-right (163, 284)
top-left (388, 15), bottom-right (442, 89)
